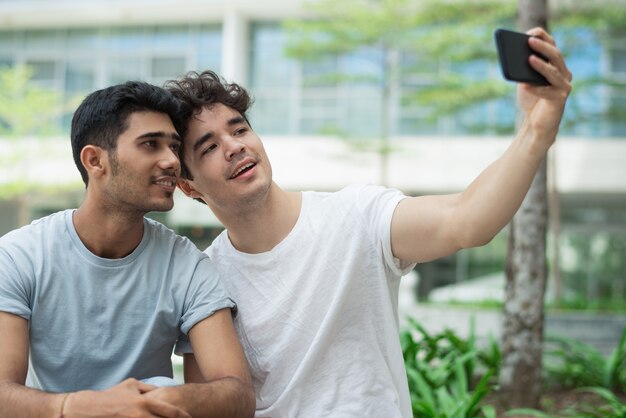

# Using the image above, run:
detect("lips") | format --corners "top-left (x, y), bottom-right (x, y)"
top-left (153, 176), bottom-right (177, 191)
top-left (229, 160), bottom-right (256, 179)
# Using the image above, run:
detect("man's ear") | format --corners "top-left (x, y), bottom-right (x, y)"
top-left (80, 145), bottom-right (107, 179)
top-left (177, 179), bottom-right (203, 199)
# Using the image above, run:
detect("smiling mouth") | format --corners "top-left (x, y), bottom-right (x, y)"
top-left (230, 162), bottom-right (255, 179)
top-left (154, 180), bottom-right (176, 187)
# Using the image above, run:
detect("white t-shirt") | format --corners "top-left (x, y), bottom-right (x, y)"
top-left (206, 184), bottom-right (416, 417)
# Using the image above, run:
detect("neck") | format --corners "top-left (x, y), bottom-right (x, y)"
top-left (216, 183), bottom-right (302, 254)
top-left (73, 195), bottom-right (146, 259)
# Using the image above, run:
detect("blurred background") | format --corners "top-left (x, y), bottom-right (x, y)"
top-left (0, 0), bottom-right (624, 314)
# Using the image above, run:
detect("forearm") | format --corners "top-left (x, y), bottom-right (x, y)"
top-left (0, 380), bottom-right (64, 418)
top-left (454, 118), bottom-right (552, 247)
top-left (159, 377), bottom-right (255, 418)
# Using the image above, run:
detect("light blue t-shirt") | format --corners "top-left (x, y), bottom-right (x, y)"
top-left (0, 209), bottom-right (235, 392)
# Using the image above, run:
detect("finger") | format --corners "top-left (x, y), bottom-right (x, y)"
top-left (529, 55), bottom-right (572, 90)
top-left (137, 382), bottom-right (158, 393)
top-left (528, 37), bottom-right (572, 81)
top-left (526, 27), bottom-right (555, 45)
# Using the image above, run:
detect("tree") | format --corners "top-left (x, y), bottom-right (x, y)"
top-left (0, 65), bottom-right (65, 138)
top-left (284, 0), bottom-right (626, 409)
top-left (497, 2), bottom-right (549, 410)
top-left (284, 0), bottom-right (515, 185)
top-left (0, 65), bottom-right (80, 226)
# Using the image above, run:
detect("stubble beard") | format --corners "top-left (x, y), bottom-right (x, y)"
top-left (107, 152), bottom-right (174, 215)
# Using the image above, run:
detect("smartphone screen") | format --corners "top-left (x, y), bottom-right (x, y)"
top-left (494, 28), bottom-right (550, 85)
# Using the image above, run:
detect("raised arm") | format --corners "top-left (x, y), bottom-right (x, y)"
top-left (144, 308), bottom-right (255, 418)
top-left (391, 27), bottom-right (572, 263)
top-left (0, 311), bottom-right (191, 418)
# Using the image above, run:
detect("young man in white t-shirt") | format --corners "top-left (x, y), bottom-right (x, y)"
top-left (168, 28), bottom-right (571, 417)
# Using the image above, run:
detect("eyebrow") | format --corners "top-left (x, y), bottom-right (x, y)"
top-left (191, 115), bottom-right (248, 153)
top-left (136, 131), bottom-right (181, 142)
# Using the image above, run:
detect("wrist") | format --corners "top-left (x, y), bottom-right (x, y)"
top-left (57, 392), bottom-right (70, 418)
top-left (519, 117), bottom-right (555, 159)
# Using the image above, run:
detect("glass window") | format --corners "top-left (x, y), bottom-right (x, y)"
top-left (65, 59), bottom-right (95, 93)
top-left (108, 58), bottom-right (143, 85)
top-left (0, 24), bottom-right (222, 134)
top-left (106, 27), bottom-right (147, 52)
top-left (25, 30), bottom-right (63, 49)
top-left (610, 49), bottom-right (626, 74)
top-left (250, 23), bottom-right (296, 88)
top-left (24, 59), bottom-right (58, 89)
top-left (248, 93), bottom-right (293, 135)
top-left (194, 25), bottom-right (222, 72)
top-left (0, 31), bottom-right (16, 51)
top-left (66, 28), bottom-right (102, 49)
top-left (608, 94), bottom-right (626, 136)
top-left (249, 23), bottom-right (297, 134)
top-left (151, 26), bottom-right (190, 48)
top-left (151, 56), bottom-right (186, 79)
top-left (0, 57), bottom-right (13, 69)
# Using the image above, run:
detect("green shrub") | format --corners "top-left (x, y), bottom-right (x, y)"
top-left (544, 327), bottom-right (626, 392)
top-left (401, 317), bottom-right (501, 417)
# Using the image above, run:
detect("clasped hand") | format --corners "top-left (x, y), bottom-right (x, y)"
top-left (62, 378), bottom-right (191, 418)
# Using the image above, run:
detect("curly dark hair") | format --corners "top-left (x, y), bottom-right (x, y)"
top-left (165, 70), bottom-right (254, 180)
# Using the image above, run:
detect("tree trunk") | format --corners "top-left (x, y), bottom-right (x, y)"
top-left (499, 0), bottom-right (549, 409)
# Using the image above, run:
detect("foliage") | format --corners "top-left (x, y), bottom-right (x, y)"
top-left (284, 0), bottom-right (626, 136)
top-left (401, 318), bottom-right (626, 417)
top-left (575, 387), bottom-right (626, 418)
top-left (544, 327), bottom-right (626, 393)
top-left (0, 65), bottom-right (65, 138)
top-left (284, 0), bottom-right (516, 135)
top-left (507, 387), bottom-right (626, 417)
top-left (0, 65), bottom-right (83, 199)
top-left (559, 233), bottom-right (626, 304)
top-left (401, 317), bottom-right (501, 417)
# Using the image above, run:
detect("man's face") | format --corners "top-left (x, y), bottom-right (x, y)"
top-left (179, 103), bottom-right (272, 213)
top-left (102, 111), bottom-right (181, 213)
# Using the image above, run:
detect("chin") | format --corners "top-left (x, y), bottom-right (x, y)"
top-left (148, 200), bottom-right (174, 213)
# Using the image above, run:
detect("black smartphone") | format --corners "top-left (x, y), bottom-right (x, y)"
top-left (494, 28), bottom-right (549, 85)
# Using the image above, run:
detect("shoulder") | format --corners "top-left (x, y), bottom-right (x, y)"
top-left (204, 229), bottom-right (228, 258)
top-left (143, 217), bottom-right (207, 260)
top-left (0, 211), bottom-right (68, 249)
top-left (306, 184), bottom-right (404, 210)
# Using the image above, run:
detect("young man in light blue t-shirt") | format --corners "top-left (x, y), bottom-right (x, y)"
top-left (0, 82), bottom-right (254, 417)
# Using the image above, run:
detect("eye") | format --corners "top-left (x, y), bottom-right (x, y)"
top-left (234, 127), bottom-right (247, 136)
top-left (143, 140), bottom-right (157, 148)
top-left (201, 143), bottom-right (217, 156)
top-left (170, 142), bottom-right (181, 153)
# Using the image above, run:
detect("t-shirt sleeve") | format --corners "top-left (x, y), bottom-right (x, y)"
top-left (179, 256), bottom-right (237, 336)
top-left (0, 244), bottom-right (33, 320)
top-left (174, 332), bottom-right (192, 355)
top-left (354, 184), bottom-right (417, 277)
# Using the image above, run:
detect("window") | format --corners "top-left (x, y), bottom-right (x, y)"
top-left (0, 25), bottom-right (222, 133)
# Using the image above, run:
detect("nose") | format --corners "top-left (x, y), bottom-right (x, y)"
top-left (225, 137), bottom-right (245, 161)
top-left (158, 147), bottom-right (181, 173)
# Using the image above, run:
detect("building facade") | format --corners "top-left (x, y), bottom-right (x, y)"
top-left (1, 0), bottom-right (625, 301)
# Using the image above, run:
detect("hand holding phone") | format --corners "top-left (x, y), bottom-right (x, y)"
top-left (494, 28), bottom-right (550, 86)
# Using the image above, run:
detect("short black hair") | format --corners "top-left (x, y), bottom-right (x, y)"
top-left (71, 81), bottom-right (183, 186)
top-left (165, 70), bottom-right (253, 180)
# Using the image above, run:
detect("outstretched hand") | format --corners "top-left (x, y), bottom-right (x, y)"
top-left (517, 27), bottom-right (572, 145)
